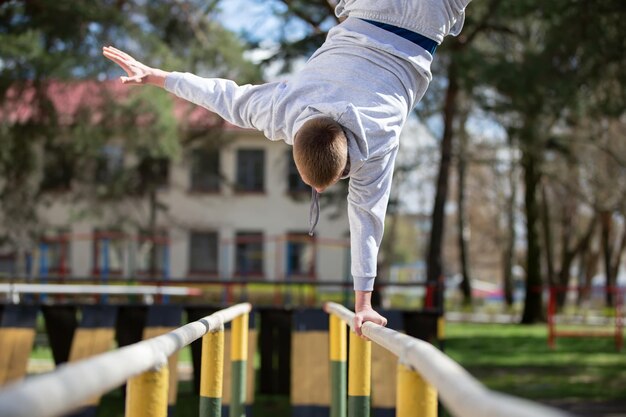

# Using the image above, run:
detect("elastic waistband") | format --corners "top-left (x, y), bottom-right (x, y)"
top-left (359, 18), bottom-right (438, 55)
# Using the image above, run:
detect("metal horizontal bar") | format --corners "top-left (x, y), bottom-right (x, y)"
top-left (0, 302), bottom-right (251, 417)
top-left (0, 276), bottom-right (442, 288)
top-left (0, 283), bottom-right (201, 296)
top-left (323, 302), bottom-right (570, 417)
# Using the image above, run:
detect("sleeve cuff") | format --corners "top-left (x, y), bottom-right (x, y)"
top-left (163, 71), bottom-right (182, 93)
top-left (353, 276), bottom-right (375, 292)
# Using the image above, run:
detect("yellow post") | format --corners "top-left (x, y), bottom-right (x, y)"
top-left (230, 313), bottom-right (249, 417)
top-left (330, 315), bottom-right (347, 417)
top-left (200, 325), bottom-right (225, 417)
top-left (348, 331), bottom-right (371, 417)
top-left (125, 365), bottom-right (169, 417)
top-left (396, 363), bottom-right (437, 417)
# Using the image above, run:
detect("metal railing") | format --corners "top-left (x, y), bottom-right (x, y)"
top-left (324, 302), bottom-right (570, 417)
top-left (0, 303), bottom-right (251, 417)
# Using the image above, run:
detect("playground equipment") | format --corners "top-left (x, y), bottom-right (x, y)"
top-left (0, 302), bottom-right (571, 417)
top-left (324, 302), bottom-right (569, 417)
top-left (0, 283), bottom-right (201, 304)
top-left (0, 303), bottom-right (251, 417)
top-left (547, 285), bottom-right (624, 351)
top-left (0, 305), bottom-right (38, 386)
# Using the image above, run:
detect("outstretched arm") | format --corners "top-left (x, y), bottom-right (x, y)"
top-left (348, 147), bottom-right (398, 337)
top-left (102, 46), bottom-right (170, 88)
top-left (103, 45), bottom-right (282, 138)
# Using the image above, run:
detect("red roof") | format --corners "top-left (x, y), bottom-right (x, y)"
top-left (1, 79), bottom-right (247, 132)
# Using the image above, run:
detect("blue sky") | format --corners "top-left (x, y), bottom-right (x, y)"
top-left (217, 0), bottom-right (278, 40)
top-left (217, 0), bottom-right (307, 45)
top-left (215, 0), bottom-right (319, 80)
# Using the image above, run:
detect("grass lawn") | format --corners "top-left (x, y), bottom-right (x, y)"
top-left (445, 322), bottom-right (626, 402)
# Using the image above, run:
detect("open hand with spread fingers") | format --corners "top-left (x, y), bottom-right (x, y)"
top-left (102, 46), bottom-right (169, 88)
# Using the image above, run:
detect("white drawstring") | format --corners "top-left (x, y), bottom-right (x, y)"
top-left (308, 188), bottom-right (320, 236)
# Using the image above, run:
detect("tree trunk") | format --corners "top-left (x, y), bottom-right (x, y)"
top-left (600, 211), bottom-right (614, 307)
top-left (540, 182), bottom-right (555, 288)
top-left (578, 248), bottom-right (600, 305)
top-left (555, 194), bottom-right (575, 309)
top-left (610, 223), bottom-right (626, 287)
top-left (379, 216), bottom-right (398, 279)
top-left (520, 129), bottom-right (544, 324)
top-left (503, 162), bottom-right (517, 307)
top-left (425, 60), bottom-right (459, 308)
top-left (16, 247), bottom-right (27, 278)
top-left (575, 252), bottom-right (588, 306)
top-left (380, 189), bottom-right (401, 283)
top-left (149, 188), bottom-right (158, 278)
top-left (457, 119), bottom-right (472, 306)
top-left (377, 196), bottom-right (400, 308)
top-left (557, 215), bottom-right (597, 309)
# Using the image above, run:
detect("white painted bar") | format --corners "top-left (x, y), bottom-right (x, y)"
top-left (324, 302), bottom-right (570, 417)
top-left (0, 303), bottom-right (251, 417)
top-left (0, 283), bottom-right (201, 296)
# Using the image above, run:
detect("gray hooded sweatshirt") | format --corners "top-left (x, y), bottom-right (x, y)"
top-left (164, 0), bottom-right (471, 291)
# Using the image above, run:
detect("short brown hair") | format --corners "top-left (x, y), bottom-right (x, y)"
top-left (293, 117), bottom-right (348, 189)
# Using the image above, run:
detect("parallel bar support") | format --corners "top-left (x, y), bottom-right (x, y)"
top-left (396, 363), bottom-right (437, 417)
top-left (125, 365), bottom-right (169, 417)
top-left (230, 312), bottom-right (249, 417)
top-left (330, 314), bottom-right (347, 417)
top-left (200, 325), bottom-right (224, 417)
top-left (348, 331), bottom-right (370, 417)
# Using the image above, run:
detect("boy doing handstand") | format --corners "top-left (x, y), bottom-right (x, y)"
top-left (103, 0), bottom-right (471, 336)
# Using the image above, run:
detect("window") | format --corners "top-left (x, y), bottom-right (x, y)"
top-left (287, 151), bottom-right (310, 193)
top-left (41, 142), bottom-right (75, 191)
top-left (189, 232), bottom-right (219, 275)
top-left (0, 253), bottom-right (16, 277)
top-left (235, 232), bottom-right (264, 276)
top-left (236, 149), bottom-right (264, 192)
top-left (137, 230), bottom-right (169, 277)
top-left (286, 232), bottom-right (316, 278)
top-left (38, 230), bottom-right (70, 276)
top-left (92, 230), bottom-right (125, 276)
top-left (137, 156), bottom-right (169, 190)
top-left (190, 148), bottom-right (221, 192)
top-left (95, 145), bottom-right (124, 184)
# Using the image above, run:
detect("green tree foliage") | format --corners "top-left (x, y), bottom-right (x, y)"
top-left (0, 1), bottom-right (127, 265)
top-left (0, 0), bottom-right (261, 271)
top-left (472, 0), bottom-right (626, 320)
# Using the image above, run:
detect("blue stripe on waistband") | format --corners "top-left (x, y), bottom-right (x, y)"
top-left (360, 19), bottom-right (438, 55)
